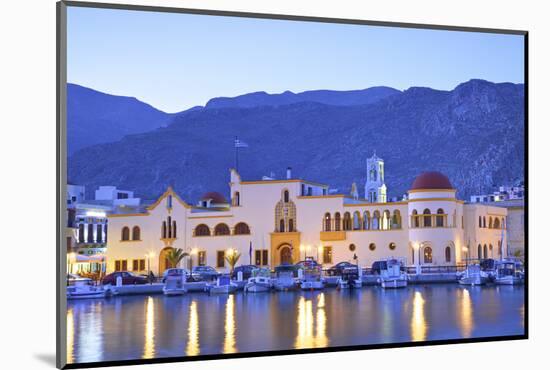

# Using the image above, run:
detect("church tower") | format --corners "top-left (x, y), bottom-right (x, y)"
top-left (364, 152), bottom-right (387, 203)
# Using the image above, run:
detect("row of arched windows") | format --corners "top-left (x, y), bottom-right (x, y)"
top-left (162, 216), bottom-right (177, 239)
top-left (476, 243), bottom-right (502, 259)
top-left (121, 226), bottom-right (140, 241)
top-left (410, 245), bottom-right (453, 264)
top-left (322, 210), bottom-right (402, 232)
top-left (411, 208), bottom-right (450, 228)
top-left (478, 216), bottom-right (505, 229)
top-left (194, 222), bottom-right (251, 237)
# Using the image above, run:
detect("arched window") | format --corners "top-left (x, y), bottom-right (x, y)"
top-left (343, 212), bottom-right (352, 231)
top-left (87, 224), bottom-right (94, 243)
top-left (233, 191), bottom-right (240, 206)
top-left (477, 244), bottom-right (482, 259)
top-left (489, 244), bottom-right (493, 257)
top-left (372, 211), bottom-right (380, 230)
top-left (324, 213), bottom-right (331, 231)
top-left (363, 211), bottom-right (370, 230)
top-left (334, 212), bottom-right (341, 231)
top-left (392, 210), bottom-right (401, 229)
top-left (423, 246), bottom-right (433, 264)
top-left (96, 224), bottom-right (103, 243)
top-left (436, 208), bottom-right (445, 227)
top-left (162, 221), bottom-right (167, 239)
top-left (121, 226), bottom-right (130, 241)
top-left (353, 211), bottom-right (361, 230)
top-left (369, 243), bottom-right (376, 251)
top-left (479, 216), bottom-right (482, 228)
top-left (214, 223), bottom-right (230, 236)
top-left (383, 210), bottom-right (391, 230)
top-left (288, 218), bottom-right (295, 232)
top-left (234, 222), bottom-right (251, 235)
top-left (389, 242), bottom-right (396, 251)
top-left (445, 246), bottom-right (452, 263)
top-left (167, 216), bottom-right (172, 238)
top-left (194, 224), bottom-right (210, 237)
top-left (280, 219), bottom-right (285, 232)
top-left (483, 244), bottom-right (488, 259)
top-left (493, 218), bottom-right (500, 229)
top-left (483, 217), bottom-right (486, 228)
top-left (132, 226), bottom-right (140, 240)
top-left (283, 190), bottom-right (289, 203)
top-left (412, 210), bottom-right (419, 228)
top-left (78, 224), bottom-right (85, 243)
top-left (488, 217), bottom-right (493, 229)
top-left (423, 209), bottom-right (432, 227)
top-left (172, 220), bottom-right (177, 238)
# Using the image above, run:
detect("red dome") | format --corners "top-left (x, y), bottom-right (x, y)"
top-left (200, 191), bottom-right (227, 204)
top-left (410, 172), bottom-right (453, 191)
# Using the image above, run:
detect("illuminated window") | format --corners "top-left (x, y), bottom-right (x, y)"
top-left (322, 246), bottom-right (333, 264)
top-left (423, 247), bottom-right (433, 264)
top-left (324, 213), bottom-right (331, 231)
top-left (198, 251), bottom-right (206, 266)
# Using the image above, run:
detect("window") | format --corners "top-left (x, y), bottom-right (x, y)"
top-left (214, 223), bottom-right (230, 236)
top-left (478, 244), bottom-right (482, 259)
top-left (479, 216), bottom-right (482, 228)
top-left (172, 220), bottom-right (177, 238)
top-left (322, 246), bottom-right (332, 264)
top-left (279, 219), bottom-right (285, 232)
top-left (372, 211), bottom-right (380, 230)
top-left (194, 224), bottom-right (210, 236)
top-left (334, 212), bottom-right (341, 231)
top-left (445, 246), bottom-right (452, 263)
top-left (132, 259), bottom-right (145, 271)
top-left (301, 184), bottom-right (305, 196)
top-left (233, 191), bottom-right (240, 206)
top-left (349, 244), bottom-right (356, 252)
top-left (324, 213), bottom-right (331, 231)
top-left (255, 250), bottom-right (269, 265)
top-left (216, 251), bottom-right (225, 268)
top-left (423, 247), bottom-right (433, 264)
top-left (284, 190), bottom-right (289, 203)
top-left (423, 209), bottom-right (432, 227)
top-left (353, 212), bottom-right (361, 230)
top-left (78, 224), bottom-right (85, 243)
top-left (436, 209), bottom-right (444, 227)
top-left (121, 226), bottom-right (130, 241)
top-left (288, 219), bottom-right (294, 232)
top-left (483, 244), bottom-right (488, 259)
top-left (392, 210), bottom-right (401, 229)
top-left (493, 218), bottom-right (500, 229)
top-left (167, 216), bottom-right (172, 238)
top-left (483, 217), bottom-right (486, 228)
top-left (363, 211), bottom-right (370, 230)
top-left (488, 217), bottom-right (493, 229)
top-left (162, 221), bottom-right (167, 238)
top-left (115, 260), bottom-right (127, 271)
top-left (117, 192), bottom-right (129, 199)
top-left (307, 187), bottom-right (312, 196)
top-left (343, 212), bottom-right (352, 230)
top-left (369, 243), bottom-right (376, 251)
top-left (389, 242), bottom-right (396, 251)
top-left (132, 226), bottom-right (140, 240)
top-left (412, 210), bottom-right (419, 228)
top-left (234, 222), bottom-right (251, 235)
top-left (198, 251), bottom-right (206, 266)
top-left (167, 194), bottom-right (172, 208)
top-left (87, 224), bottom-right (94, 243)
top-left (96, 224), bottom-right (103, 243)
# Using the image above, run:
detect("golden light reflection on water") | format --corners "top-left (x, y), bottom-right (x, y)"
top-left (460, 289), bottom-right (473, 337)
top-left (142, 297), bottom-right (155, 359)
top-left (295, 294), bottom-right (328, 349)
top-left (411, 291), bottom-right (426, 341)
top-left (186, 301), bottom-right (199, 356)
top-left (66, 308), bottom-right (74, 364)
top-left (223, 295), bottom-right (237, 354)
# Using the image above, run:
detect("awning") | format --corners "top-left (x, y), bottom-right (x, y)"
top-left (74, 254), bottom-right (105, 263)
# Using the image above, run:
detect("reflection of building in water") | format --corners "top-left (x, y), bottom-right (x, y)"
top-left (66, 308), bottom-right (74, 364)
top-left (295, 294), bottom-right (328, 349)
top-left (459, 289), bottom-right (473, 337)
top-left (187, 301), bottom-right (199, 356)
top-left (223, 295), bottom-right (237, 354)
top-left (105, 155), bottom-right (508, 275)
top-left (143, 297), bottom-right (155, 359)
top-left (411, 291), bottom-right (426, 341)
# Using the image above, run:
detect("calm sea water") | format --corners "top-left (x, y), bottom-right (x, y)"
top-left (66, 285), bottom-right (524, 364)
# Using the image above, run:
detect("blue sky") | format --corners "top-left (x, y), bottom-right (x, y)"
top-left (67, 6), bottom-right (524, 113)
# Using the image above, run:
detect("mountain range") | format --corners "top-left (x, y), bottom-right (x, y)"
top-left (67, 79), bottom-right (525, 202)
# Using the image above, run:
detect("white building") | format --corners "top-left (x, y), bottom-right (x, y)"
top-left (364, 153), bottom-right (387, 203)
top-left (105, 157), bottom-right (508, 276)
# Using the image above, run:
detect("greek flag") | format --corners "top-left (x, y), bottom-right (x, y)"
top-left (234, 138), bottom-right (249, 148)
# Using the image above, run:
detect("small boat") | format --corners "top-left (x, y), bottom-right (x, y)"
top-left (458, 264), bottom-right (489, 286)
top-left (494, 260), bottom-right (524, 285)
top-left (338, 266), bottom-right (362, 289)
top-left (377, 258), bottom-right (407, 289)
top-left (209, 275), bottom-right (237, 294)
top-left (273, 264), bottom-right (298, 291)
top-left (244, 268), bottom-right (272, 293)
top-left (300, 263), bottom-right (324, 290)
top-left (163, 273), bottom-right (187, 296)
top-left (67, 274), bottom-right (106, 299)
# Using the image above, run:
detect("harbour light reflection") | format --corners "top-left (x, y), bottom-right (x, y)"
top-left (411, 291), bottom-right (427, 341)
top-left (143, 296), bottom-right (155, 359)
top-left (186, 301), bottom-right (199, 356)
top-left (223, 295), bottom-right (237, 354)
top-left (295, 294), bottom-right (328, 349)
top-left (66, 308), bottom-right (74, 364)
top-left (460, 289), bottom-right (473, 337)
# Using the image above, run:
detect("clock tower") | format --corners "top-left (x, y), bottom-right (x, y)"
top-left (364, 152), bottom-right (387, 203)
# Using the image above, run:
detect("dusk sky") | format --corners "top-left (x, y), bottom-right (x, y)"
top-left (67, 6), bottom-right (524, 113)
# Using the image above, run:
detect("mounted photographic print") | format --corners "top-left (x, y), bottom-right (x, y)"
top-left (56, 1), bottom-right (527, 368)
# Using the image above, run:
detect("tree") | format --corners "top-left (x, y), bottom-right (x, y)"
top-left (166, 248), bottom-right (189, 269)
top-left (225, 250), bottom-right (241, 274)
top-left (512, 249), bottom-right (524, 262)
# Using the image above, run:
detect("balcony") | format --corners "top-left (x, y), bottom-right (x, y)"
top-left (320, 231), bottom-right (346, 241)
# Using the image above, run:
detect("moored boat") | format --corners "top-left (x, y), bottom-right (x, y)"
top-left (273, 264), bottom-right (298, 291)
top-left (163, 272), bottom-right (187, 296)
top-left (338, 266), bottom-right (362, 289)
top-left (300, 262), bottom-right (324, 290)
top-left (67, 274), bottom-right (107, 299)
top-left (209, 275), bottom-right (237, 294)
top-left (458, 264), bottom-right (489, 286)
top-left (495, 260), bottom-right (524, 285)
top-left (376, 258), bottom-right (407, 289)
top-left (244, 268), bottom-right (272, 293)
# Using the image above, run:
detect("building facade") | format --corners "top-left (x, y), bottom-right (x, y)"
top-left (105, 159), bottom-right (508, 276)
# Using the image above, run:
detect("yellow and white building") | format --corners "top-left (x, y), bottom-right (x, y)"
top-left (105, 155), bottom-right (507, 275)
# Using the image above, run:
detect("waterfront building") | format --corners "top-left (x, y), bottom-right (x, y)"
top-left (105, 155), bottom-right (507, 276)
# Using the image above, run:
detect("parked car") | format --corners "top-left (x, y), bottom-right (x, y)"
top-left (231, 265), bottom-right (257, 280)
top-left (101, 271), bottom-right (148, 285)
top-left (191, 266), bottom-right (220, 281)
top-left (162, 268), bottom-right (190, 283)
top-left (326, 261), bottom-right (358, 276)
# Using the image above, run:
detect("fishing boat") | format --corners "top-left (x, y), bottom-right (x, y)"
top-left (458, 264), bottom-right (489, 286)
top-left (209, 275), bottom-right (237, 294)
top-left (494, 260), bottom-right (524, 285)
top-left (163, 272), bottom-right (187, 296)
top-left (376, 258), bottom-right (407, 289)
top-left (273, 264), bottom-right (298, 291)
top-left (67, 274), bottom-right (107, 299)
top-left (338, 266), bottom-right (362, 289)
top-left (300, 263), bottom-right (324, 290)
top-left (244, 268), bottom-right (272, 293)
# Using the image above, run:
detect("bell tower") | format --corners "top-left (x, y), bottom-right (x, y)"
top-left (365, 152), bottom-right (387, 203)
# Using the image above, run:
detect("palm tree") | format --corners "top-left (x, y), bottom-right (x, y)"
top-left (225, 250), bottom-right (242, 274)
top-left (512, 249), bottom-right (524, 262)
top-left (166, 248), bottom-right (189, 269)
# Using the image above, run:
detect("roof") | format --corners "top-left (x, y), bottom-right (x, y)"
top-left (410, 171), bottom-right (454, 191)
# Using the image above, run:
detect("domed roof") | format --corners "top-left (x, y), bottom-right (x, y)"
top-left (410, 171), bottom-right (453, 191)
top-left (200, 191), bottom-right (227, 204)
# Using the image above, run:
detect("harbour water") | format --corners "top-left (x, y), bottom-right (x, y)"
top-left (66, 285), bottom-right (524, 364)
